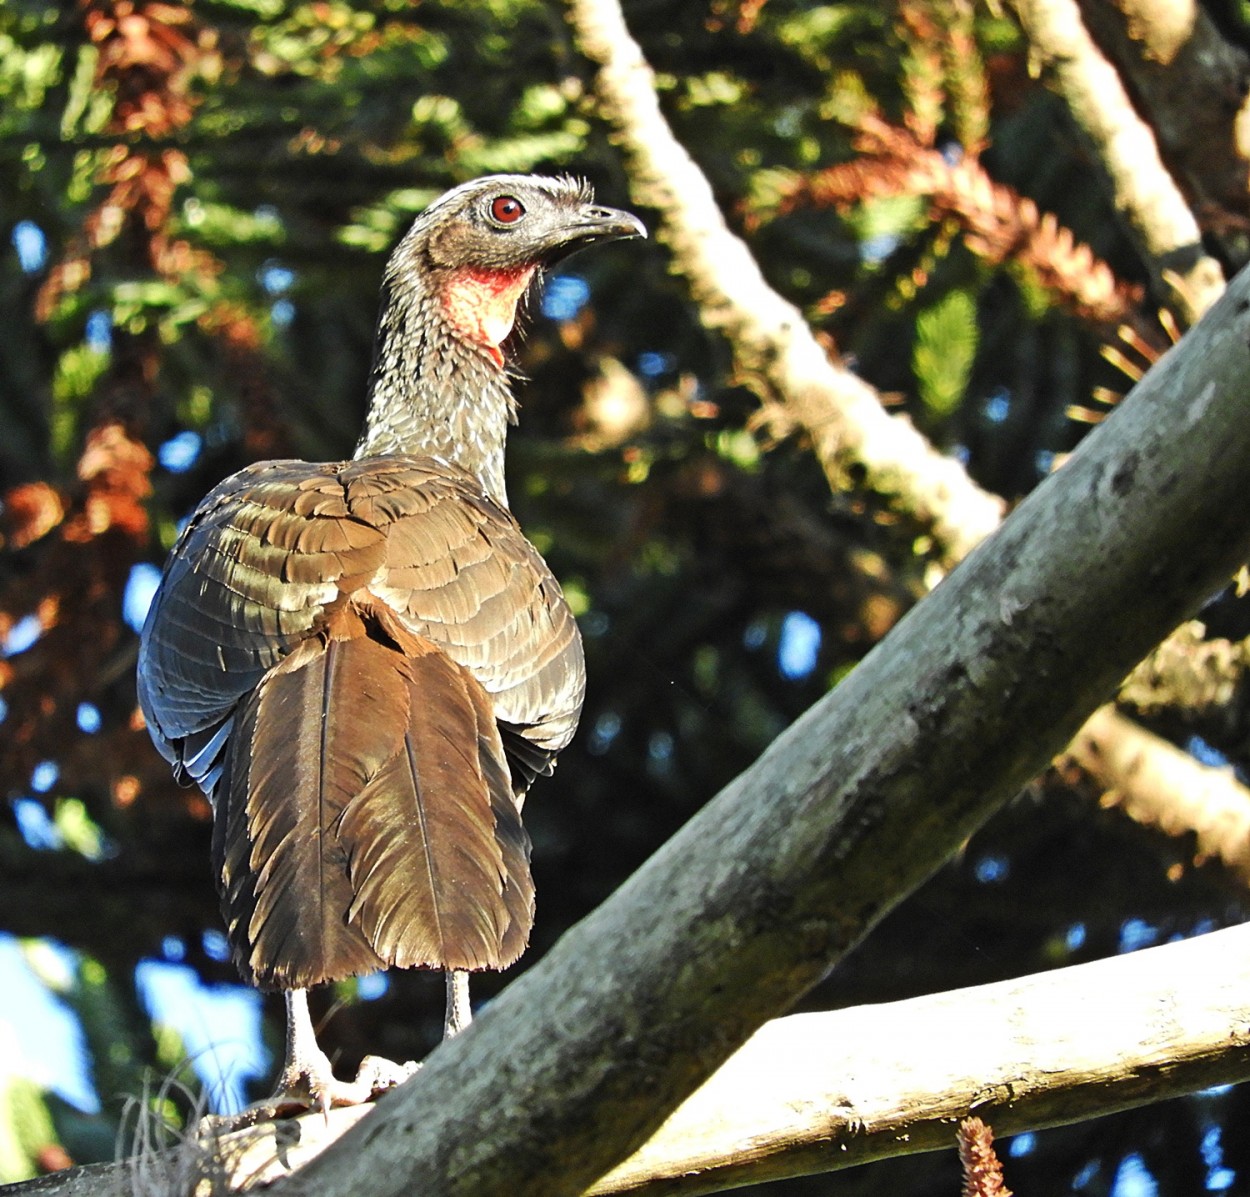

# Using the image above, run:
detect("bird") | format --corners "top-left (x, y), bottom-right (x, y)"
top-left (136, 174), bottom-right (645, 1110)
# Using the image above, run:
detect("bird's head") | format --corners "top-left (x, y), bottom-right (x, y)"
top-left (386, 174), bottom-right (646, 366)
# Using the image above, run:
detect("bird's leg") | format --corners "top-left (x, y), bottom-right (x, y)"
top-left (278, 989), bottom-right (352, 1110)
top-left (273, 989), bottom-right (416, 1113)
top-left (444, 969), bottom-right (472, 1038)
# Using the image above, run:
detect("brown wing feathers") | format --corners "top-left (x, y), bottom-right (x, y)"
top-left (143, 457), bottom-right (582, 992)
top-left (215, 633), bottom-right (386, 989)
top-left (339, 636), bottom-right (532, 972)
top-left (217, 614), bottom-right (532, 989)
top-left (134, 179), bottom-right (645, 1034)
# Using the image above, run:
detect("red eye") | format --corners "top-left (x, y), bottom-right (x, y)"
top-left (490, 195), bottom-right (525, 225)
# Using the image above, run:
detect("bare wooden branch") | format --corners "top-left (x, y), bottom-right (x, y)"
top-left (575, 0), bottom-right (1250, 901)
top-left (16, 924), bottom-right (1250, 1197)
top-left (1074, 0), bottom-right (1250, 244)
top-left (566, 0), bottom-right (1006, 568)
top-left (589, 924), bottom-right (1250, 1194)
top-left (1006, 0), bottom-right (1226, 322)
top-left (1068, 705), bottom-right (1250, 881)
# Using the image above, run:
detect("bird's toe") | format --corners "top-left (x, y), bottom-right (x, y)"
top-left (354, 1054), bottom-right (420, 1095)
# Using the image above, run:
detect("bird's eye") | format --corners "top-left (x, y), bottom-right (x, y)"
top-left (489, 196), bottom-right (525, 225)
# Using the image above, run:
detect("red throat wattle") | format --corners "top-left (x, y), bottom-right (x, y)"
top-left (442, 266), bottom-right (537, 367)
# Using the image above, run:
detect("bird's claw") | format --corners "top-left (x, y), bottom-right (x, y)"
top-left (280, 1054), bottom-right (420, 1116)
top-left (353, 1054), bottom-right (420, 1094)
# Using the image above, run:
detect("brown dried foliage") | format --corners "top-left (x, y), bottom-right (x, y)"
top-left (3, 2), bottom-right (298, 831)
top-left (706, 0), bottom-right (771, 35)
top-left (784, 117), bottom-right (1143, 331)
top-left (0, 418), bottom-right (154, 801)
top-left (3, 2), bottom-right (208, 811)
top-left (37, 0), bottom-right (215, 320)
top-left (957, 1116), bottom-right (1014, 1197)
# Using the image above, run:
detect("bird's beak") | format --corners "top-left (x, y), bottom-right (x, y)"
top-left (546, 203), bottom-right (647, 262)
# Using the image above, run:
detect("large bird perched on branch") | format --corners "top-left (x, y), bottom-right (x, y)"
top-left (137, 175), bottom-right (645, 1108)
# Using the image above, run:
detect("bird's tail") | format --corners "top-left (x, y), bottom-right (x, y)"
top-left (213, 614), bottom-right (533, 991)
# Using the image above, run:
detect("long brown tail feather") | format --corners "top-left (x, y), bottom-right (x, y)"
top-left (213, 620), bottom-right (533, 990)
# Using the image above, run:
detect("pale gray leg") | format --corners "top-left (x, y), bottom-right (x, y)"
top-left (279, 989), bottom-right (341, 1110)
top-left (277, 987), bottom-right (416, 1112)
top-left (444, 969), bottom-right (471, 1038)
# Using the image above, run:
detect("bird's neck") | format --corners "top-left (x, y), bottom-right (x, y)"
top-left (355, 264), bottom-right (535, 508)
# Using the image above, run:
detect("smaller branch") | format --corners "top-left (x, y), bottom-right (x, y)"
top-left (1119, 620), bottom-right (1250, 725)
top-left (18, 925), bottom-right (1250, 1196)
top-left (1006, 0), bottom-right (1225, 323)
top-left (567, 0), bottom-right (1006, 567)
top-left (1074, 0), bottom-right (1250, 250)
top-left (587, 924), bottom-right (1250, 1192)
top-left (1067, 705), bottom-right (1250, 881)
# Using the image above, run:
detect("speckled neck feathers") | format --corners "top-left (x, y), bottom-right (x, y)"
top-left (355, 239), bottom-right (521, 508)
top-left (353, 173), bottom-right (646, 508)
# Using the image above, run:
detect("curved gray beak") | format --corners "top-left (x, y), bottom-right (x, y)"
top-left (547, 203), bottom-right (647, 262)
top-left (572, 203), bottom-right (648, 244)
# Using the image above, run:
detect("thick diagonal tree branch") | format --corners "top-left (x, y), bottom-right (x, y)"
top-left (243, 239), bottom-right (1250, 1194)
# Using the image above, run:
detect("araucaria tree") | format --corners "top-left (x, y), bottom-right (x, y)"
top-left (2, 2), bottom-right (1250, 1194)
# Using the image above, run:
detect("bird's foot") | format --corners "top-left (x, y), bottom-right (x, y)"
top-left (214, 1056), bottom-right (419, 1128)
top-left (353, 1054), bottom-right (421, 1094)
top-left (254, 990), bottom-right (420, 1120)
top-left (278, 1054), bottom-right (420, 1115)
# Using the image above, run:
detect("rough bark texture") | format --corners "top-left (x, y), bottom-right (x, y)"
top-left (235, 253), bottom-right (1250, 1196)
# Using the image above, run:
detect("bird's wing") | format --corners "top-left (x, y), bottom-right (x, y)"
top-left (138, 455), bottom-right (580, 985)
top-left (340, 456), bottom-right (586, 795)
top-left (138, 455), bottom-right (585, 797)
top-left (137, 460), bottom-right (389, 791)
